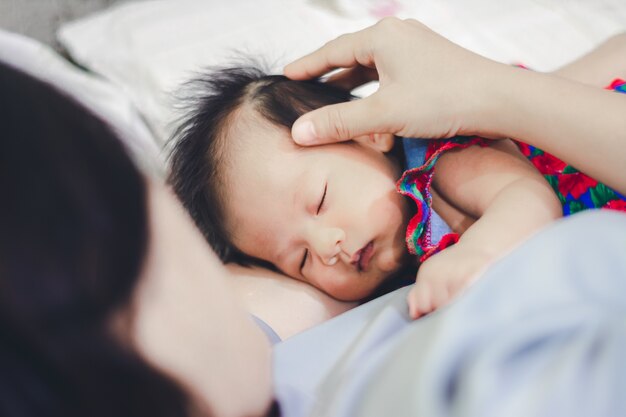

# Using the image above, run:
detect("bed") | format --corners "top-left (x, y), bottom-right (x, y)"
top-left (3, 2), bottom-right (626, 415)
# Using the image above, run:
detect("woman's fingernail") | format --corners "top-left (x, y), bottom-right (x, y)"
top-left (292, 121), bottom-right (317, 145)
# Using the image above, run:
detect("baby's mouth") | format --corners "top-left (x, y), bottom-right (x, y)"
top-left (351, 241), bottom-right (374, 272)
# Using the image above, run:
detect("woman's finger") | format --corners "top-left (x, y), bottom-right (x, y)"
top-left (291, 92), bottom-right (389, 145)
top-left (284, 27), bottom-right (375, 80)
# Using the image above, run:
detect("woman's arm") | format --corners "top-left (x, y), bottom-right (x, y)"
top-left (486, 66), bottom-right (626, 194)
top-left (551, 33), bottom-right (626, 88)
top-left (489, 33), bottom-right (626, 193)
top-left (407, 140), bottom-right (563, 318)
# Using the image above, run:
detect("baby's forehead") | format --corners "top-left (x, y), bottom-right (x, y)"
top-left (226, 108), bottom-right (302, 155)
top-left (223, 104), bottom-right (360, 184)
top-left (220, 113), bottom-right (293, 183)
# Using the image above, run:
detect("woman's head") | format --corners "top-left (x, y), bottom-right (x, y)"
top-left (0, 61), bottom-right (272, 417)
top-left (168, 66), bottom-right (410, 301)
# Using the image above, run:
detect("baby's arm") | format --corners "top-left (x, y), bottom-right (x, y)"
top-left (408, 139), bottom-right (562, 319)
top-left (408, 36), bottom-right (626, 319)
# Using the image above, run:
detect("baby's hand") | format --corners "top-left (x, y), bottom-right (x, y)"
top-left (407, 243), bottom-right (492, 319)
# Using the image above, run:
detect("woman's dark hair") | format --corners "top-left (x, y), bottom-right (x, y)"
top-left (0, 61), bottom-right (192, 417)
top-left (168, 65), bottom-right (353, 266)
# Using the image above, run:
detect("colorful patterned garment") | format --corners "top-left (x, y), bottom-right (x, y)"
top-left (397, 78), bottom-right (626, 262)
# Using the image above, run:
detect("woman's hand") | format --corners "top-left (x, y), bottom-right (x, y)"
top-left (286, 19), bottom-right (626, 194)
top-left (285, 17), bottom-right (508, 145)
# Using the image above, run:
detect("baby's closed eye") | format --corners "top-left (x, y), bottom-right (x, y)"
top-left (316, 183), bottom-right (327, 214)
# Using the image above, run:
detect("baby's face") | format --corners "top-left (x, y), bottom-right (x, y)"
top-left (224, 119), bottom-right (411, 301)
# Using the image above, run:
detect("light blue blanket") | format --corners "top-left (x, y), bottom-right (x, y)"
top-left (274, 210), bottom-right (626, 417)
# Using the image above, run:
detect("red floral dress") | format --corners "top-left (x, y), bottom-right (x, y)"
top-left (397, 78), bottom-right (626, 262)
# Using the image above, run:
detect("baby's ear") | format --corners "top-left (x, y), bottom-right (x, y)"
top-left (353, 133), bottom-right (395, 153)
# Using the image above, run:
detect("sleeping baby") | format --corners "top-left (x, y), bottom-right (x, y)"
top-left (168, 64), bottom-right (626, 319)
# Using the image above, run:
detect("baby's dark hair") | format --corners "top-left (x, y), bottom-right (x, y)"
top-left (168, 65), bottom-right (353, 265)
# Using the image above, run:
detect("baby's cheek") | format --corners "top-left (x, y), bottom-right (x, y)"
top-left (370, 189), bottom-right (400, 214)
top-left (374, 193), bottom-right (409, 230)
top-left (377, 246), bottom-right (405, 273)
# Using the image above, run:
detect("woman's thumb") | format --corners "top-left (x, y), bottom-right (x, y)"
top-left (291, 96), bottom-right (382, 145)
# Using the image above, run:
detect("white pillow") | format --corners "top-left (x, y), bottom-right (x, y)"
top-left (58, 0), bottom-right (373, 144)
top-left (0, 29), bottom-right (164, 177)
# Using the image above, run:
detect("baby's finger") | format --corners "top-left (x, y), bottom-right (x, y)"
top-left (284, 29), bottom-right (375, 81)
top-left (408, 283), bottom-right (433, 320)
top-left (407, 287), bottom-right (420, 320)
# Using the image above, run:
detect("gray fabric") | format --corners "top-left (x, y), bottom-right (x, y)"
top-left (273, 210), bottom-right (626, 417)
top-left (274, 287), bottom-right (410, 417)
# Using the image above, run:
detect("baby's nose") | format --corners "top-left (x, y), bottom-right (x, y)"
top-left (311, 226), bottom-right (345, 265)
